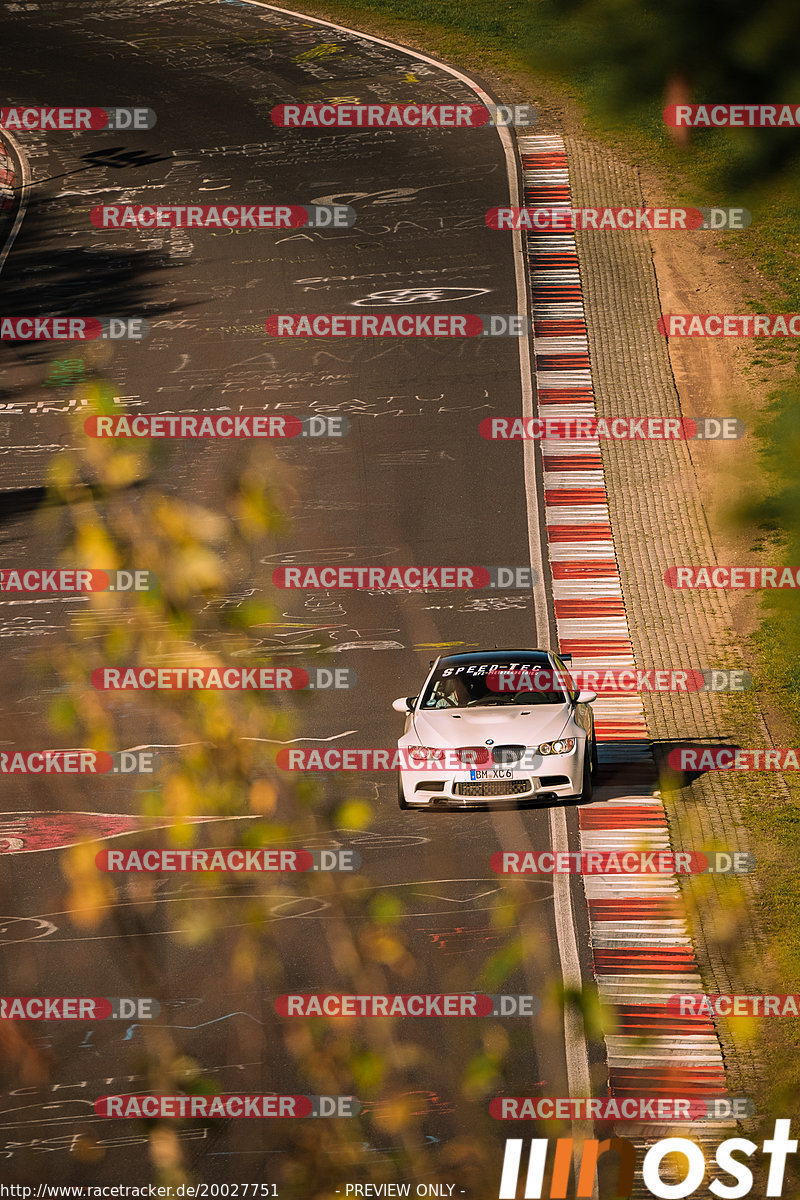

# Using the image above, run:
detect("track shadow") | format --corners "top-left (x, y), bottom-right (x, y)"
top-left (0, 188), bottom-right (186, 379)
top-left (0, 475), bottom-right (156, 527)
top-left (653, 738), bottom-right (742, 790)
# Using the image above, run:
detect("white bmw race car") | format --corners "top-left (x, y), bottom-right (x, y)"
top-left (392, 649), bottom-right (597, 809)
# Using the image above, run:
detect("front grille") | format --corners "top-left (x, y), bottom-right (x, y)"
top-left (492, 745), bottom-right (525, 764)
top-left (453, 779), bottom-right (532, 797)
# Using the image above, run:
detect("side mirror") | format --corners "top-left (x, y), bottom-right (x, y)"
top-left (577, 689), bottom-right (597, 705)
top-left (392, 696), bottom-right (416, 713)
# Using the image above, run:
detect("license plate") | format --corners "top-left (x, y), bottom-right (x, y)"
top-left (470, 768), bottom-right (513, 781)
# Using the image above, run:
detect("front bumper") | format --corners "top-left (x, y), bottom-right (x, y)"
top-left (398, 752), bottom-right (583, 808)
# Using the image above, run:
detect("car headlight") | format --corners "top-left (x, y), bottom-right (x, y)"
top-left (407, 746), bottom-right (447, 763)
top-left (537, 738), bottom-right (576, 756)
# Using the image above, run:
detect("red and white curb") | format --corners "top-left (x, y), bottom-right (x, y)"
top-left (519, 134), bottom-right (733, 1142)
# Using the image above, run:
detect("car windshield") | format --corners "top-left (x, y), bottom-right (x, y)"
top-left (420, 661), bottom-right (567, 708)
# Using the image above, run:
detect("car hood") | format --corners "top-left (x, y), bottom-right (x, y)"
top-left (411, 704), bottom-right (572, 748)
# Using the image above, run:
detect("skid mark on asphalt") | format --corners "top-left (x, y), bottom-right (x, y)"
top-left (0, 875), bottom-right (535, 944)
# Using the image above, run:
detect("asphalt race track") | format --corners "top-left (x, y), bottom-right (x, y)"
top-left (0, 0), bottom-right (615, 1188)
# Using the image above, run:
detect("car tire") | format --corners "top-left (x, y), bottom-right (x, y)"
top-left (591, 730), bottom-right (599, 776)
top-left (577, 750), bottom-right (593, 803)
top-left (397, 776), bottom-right (410, 810)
